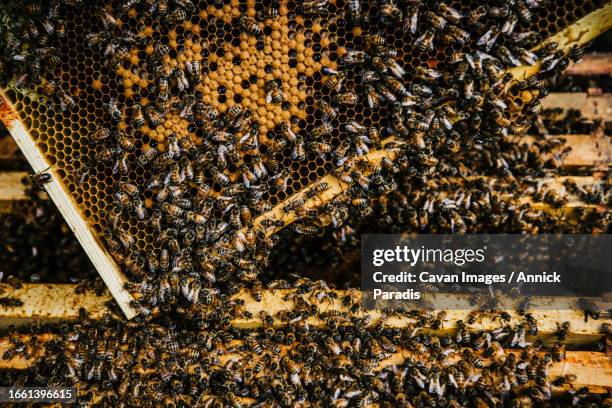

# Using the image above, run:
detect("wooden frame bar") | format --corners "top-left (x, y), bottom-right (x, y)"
top-left (0, 285), bottom-right (609, 346)
top-left (508, 3), bottom-right (612, 80)
top-left (0, 91), bottom-right (137, 319)
top-left (567, 53), bottom-right (612, 76)
top-left (0, 331), bottom-right (609, 393)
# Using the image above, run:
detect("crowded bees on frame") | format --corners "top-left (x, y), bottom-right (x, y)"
top-left (0, 0), bottom-right (609, 406)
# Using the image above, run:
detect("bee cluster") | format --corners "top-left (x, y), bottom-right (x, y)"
top-left (1, 292), bottom-right (609, 407)
top-left (0, 0), bottom-right (611, 406)
top-left (0, 0), bottom-right (607, 316)
top-left (533, 107), bottom-right (607, 136)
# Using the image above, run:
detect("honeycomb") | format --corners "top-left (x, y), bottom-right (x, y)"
top-left (3, 0), bottom-right (607, 257)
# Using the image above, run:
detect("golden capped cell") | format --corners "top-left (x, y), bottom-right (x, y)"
top-left (257, 106), bottom-right (268, 117)
top-left (92, 79), bottom-right (103, 90)
top-left (169, 40), bottom-right (178, 49)
top-left (145, 45), bottom-right (154, 55)
top-left (169, 30), bottom-right (177, 41)
top-left (117, 121), bottom-right (128, 131)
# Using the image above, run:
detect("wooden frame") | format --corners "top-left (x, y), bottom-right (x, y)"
top-left (0, 90), bottom-right (136, 319)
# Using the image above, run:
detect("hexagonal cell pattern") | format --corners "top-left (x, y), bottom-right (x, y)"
top-left (4, 0), bottom-right (606, 255)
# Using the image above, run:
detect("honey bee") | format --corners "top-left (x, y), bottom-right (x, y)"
top-left (444, 25), bottom-right (470, 46)
top-left (315, 100), bottom-right (338, 122)
top-left (312, 123), bottom-right (333, 139)
top-left (338, 50), bottom-right (370, 66)
top-left (292, 137), bottom-right (306, 161)
top-left (437, 3), bottom-right (462, 24)
top-left (403, 1), bottom-right (420, 34)
top-left (477, 26), bottom-right (501, 51)
top-left (239, 123), bottom-right (260, 151)
top-left (115, 227), bottom-right (135, 249)
top-left (279, 121), bottom-right (298, 143)
top-left (241, 164), bottom-right (258, 188)
top-left (415, 29), bottom-right (435, 52)
top-left (105, 97), bottom-right (122, 124)
top-left (302, 0), bottom-right (328, 15)
top-left (265, 80), bottom-right (283, 104)
top-left (144, 105), bottom-right (163, 127)
top-left (378, 0), bottom-right (403, 25)
top-left (172, 68), bottom-right (190, 92)
top-left (239, 15), bottom-right (262, 36)
top-left (271, 169), bottom-right (291, 191)
top-left (137, 147), bottom-right (158, 166)
top-left (25, 168), bottom-right (53, 191)
top-left (129, 104), bottom-right (145, 128)
top-left (115, 130), bottom-right (136, 152)
top-left (334, 92), bottom-right (359, 105)
top-left (305, 182), bottom-right (330, 200)
top-left (323, 71), bottom-right (345, 92)
top-left (577, 298), bottom-right (601, 321)
top-left (184, 60), bottom-right (200, 83)
top-left (385, 76), bottom-right (408, 96)
top-left (310, 141), bottom-right (333, 157)
top-left (90, 126), bottom-right (111, 143)
top-left (156, 76), bottom-right (169, 101)
top-left (348, 0), bottom-right (362, 23)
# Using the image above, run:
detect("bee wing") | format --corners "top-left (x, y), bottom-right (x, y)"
top-left (239, 131), bottom-right (252, 144)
